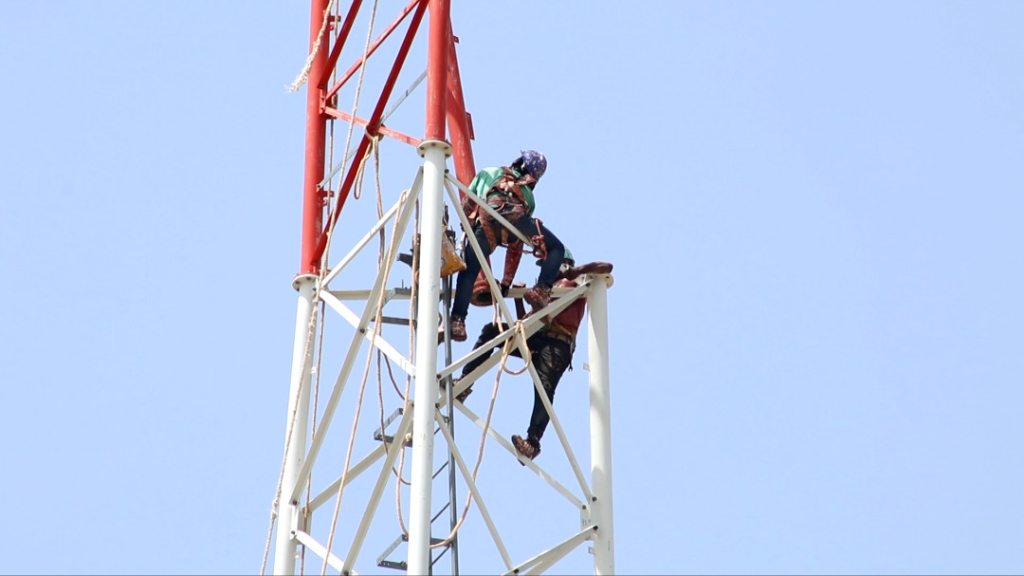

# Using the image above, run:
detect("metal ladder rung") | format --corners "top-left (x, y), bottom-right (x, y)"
top-left (374, 423), bottom-right (444, 445)
top-left (376, 532), bottom-right (451, 571)
top-left (376, 315), bottom-right (412, 326)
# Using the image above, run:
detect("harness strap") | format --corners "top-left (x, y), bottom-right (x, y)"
top-left (529, 217), bottom-right (547, 259)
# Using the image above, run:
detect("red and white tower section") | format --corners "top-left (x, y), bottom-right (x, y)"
top-left (263, 2), bottom-right (616, 574)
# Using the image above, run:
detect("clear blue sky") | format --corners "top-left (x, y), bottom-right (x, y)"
top-left (2, 1), bottom-right (1022, 574)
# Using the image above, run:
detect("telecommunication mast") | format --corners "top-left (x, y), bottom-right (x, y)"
top-left (263, 1), bottom-right (615, 574)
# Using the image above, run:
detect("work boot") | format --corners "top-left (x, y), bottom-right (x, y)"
top-left (439, 315), bottom-right (467, 344)
top-left (450, 315), bottom-right (467, 342)
top-left (523, 283), bottom-right (552, 310)
top-left (511, 434), bottom-right (541, 463)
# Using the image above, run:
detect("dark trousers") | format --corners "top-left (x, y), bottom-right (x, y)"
top-left (450, 218), bottom-right (564, 319)
top-left (461, 323), bottom-right (573, 440)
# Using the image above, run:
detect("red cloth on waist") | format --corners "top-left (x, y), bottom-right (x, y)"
top-left (549, 278), bottom-right (586, 337)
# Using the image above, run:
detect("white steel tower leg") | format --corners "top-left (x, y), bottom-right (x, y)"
top-left (408, 140), bottom-right (451, 575)
top-left (274, 274), bottom-right (318, 575)
top-left (587, 276), bottom-right (616, 575)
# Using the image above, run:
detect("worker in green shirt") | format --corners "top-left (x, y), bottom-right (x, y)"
top-left (447, 150), bottom-right (565, 342)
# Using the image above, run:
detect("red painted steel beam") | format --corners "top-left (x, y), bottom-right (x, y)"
top-left (324, 107), bottom-right (422, 147)
top-left (315, 0), bottom-right (365, 89)
top-left (310, 0), bottom-right (428, 264)
top-left (323, 0), bottom-right (422, 106)
top-left (445, 29), bottom-right (476, 186)
top-left (299, 0), bottom-right (332, 275)
top-left (424, 0), bottom-right (450, 141)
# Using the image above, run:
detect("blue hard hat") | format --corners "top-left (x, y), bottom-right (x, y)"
top-left (517, 150), bottom-right (547, 180)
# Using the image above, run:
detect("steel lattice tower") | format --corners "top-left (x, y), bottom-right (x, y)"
top-left (268, 1), bottom-right (615, 574)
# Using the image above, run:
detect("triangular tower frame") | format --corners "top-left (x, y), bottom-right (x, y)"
top-left (268, 2), bottom-right (616, 574)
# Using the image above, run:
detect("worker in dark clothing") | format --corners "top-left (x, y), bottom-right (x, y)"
top-left (447, 150), bottom-right (565, 342)
top-left (456, 250), bottom-right (589, 462)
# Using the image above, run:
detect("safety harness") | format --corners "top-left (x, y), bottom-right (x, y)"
top-left (466, 167), bottom-right (547, 257)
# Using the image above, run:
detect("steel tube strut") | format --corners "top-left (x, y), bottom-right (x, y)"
top-left (299, 0), bottom-right (332, 275)
top-left (588, 277), bottom-right (616, 575)
top-left (324, 0), bottom-right (423, 105)
top-left (315, 0), bottom-right (365, 89)
top-left (424, 0), bottom-right (450, 141)
top-left (445, 25), bottom-right (476, 185)
top-left (407, 140), bottom-right (449, 575)
top-left (315, 0), bottom-right (364, 91)
top-left (273, 275), bottom-right (317, 575)
top-left (407, 3), bottom-right (451, 573)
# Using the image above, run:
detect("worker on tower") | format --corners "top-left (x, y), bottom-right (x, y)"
top-left (454, 250), bottom-right (613, 462)
top-left (445, 150), bottom-right (565, 342)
